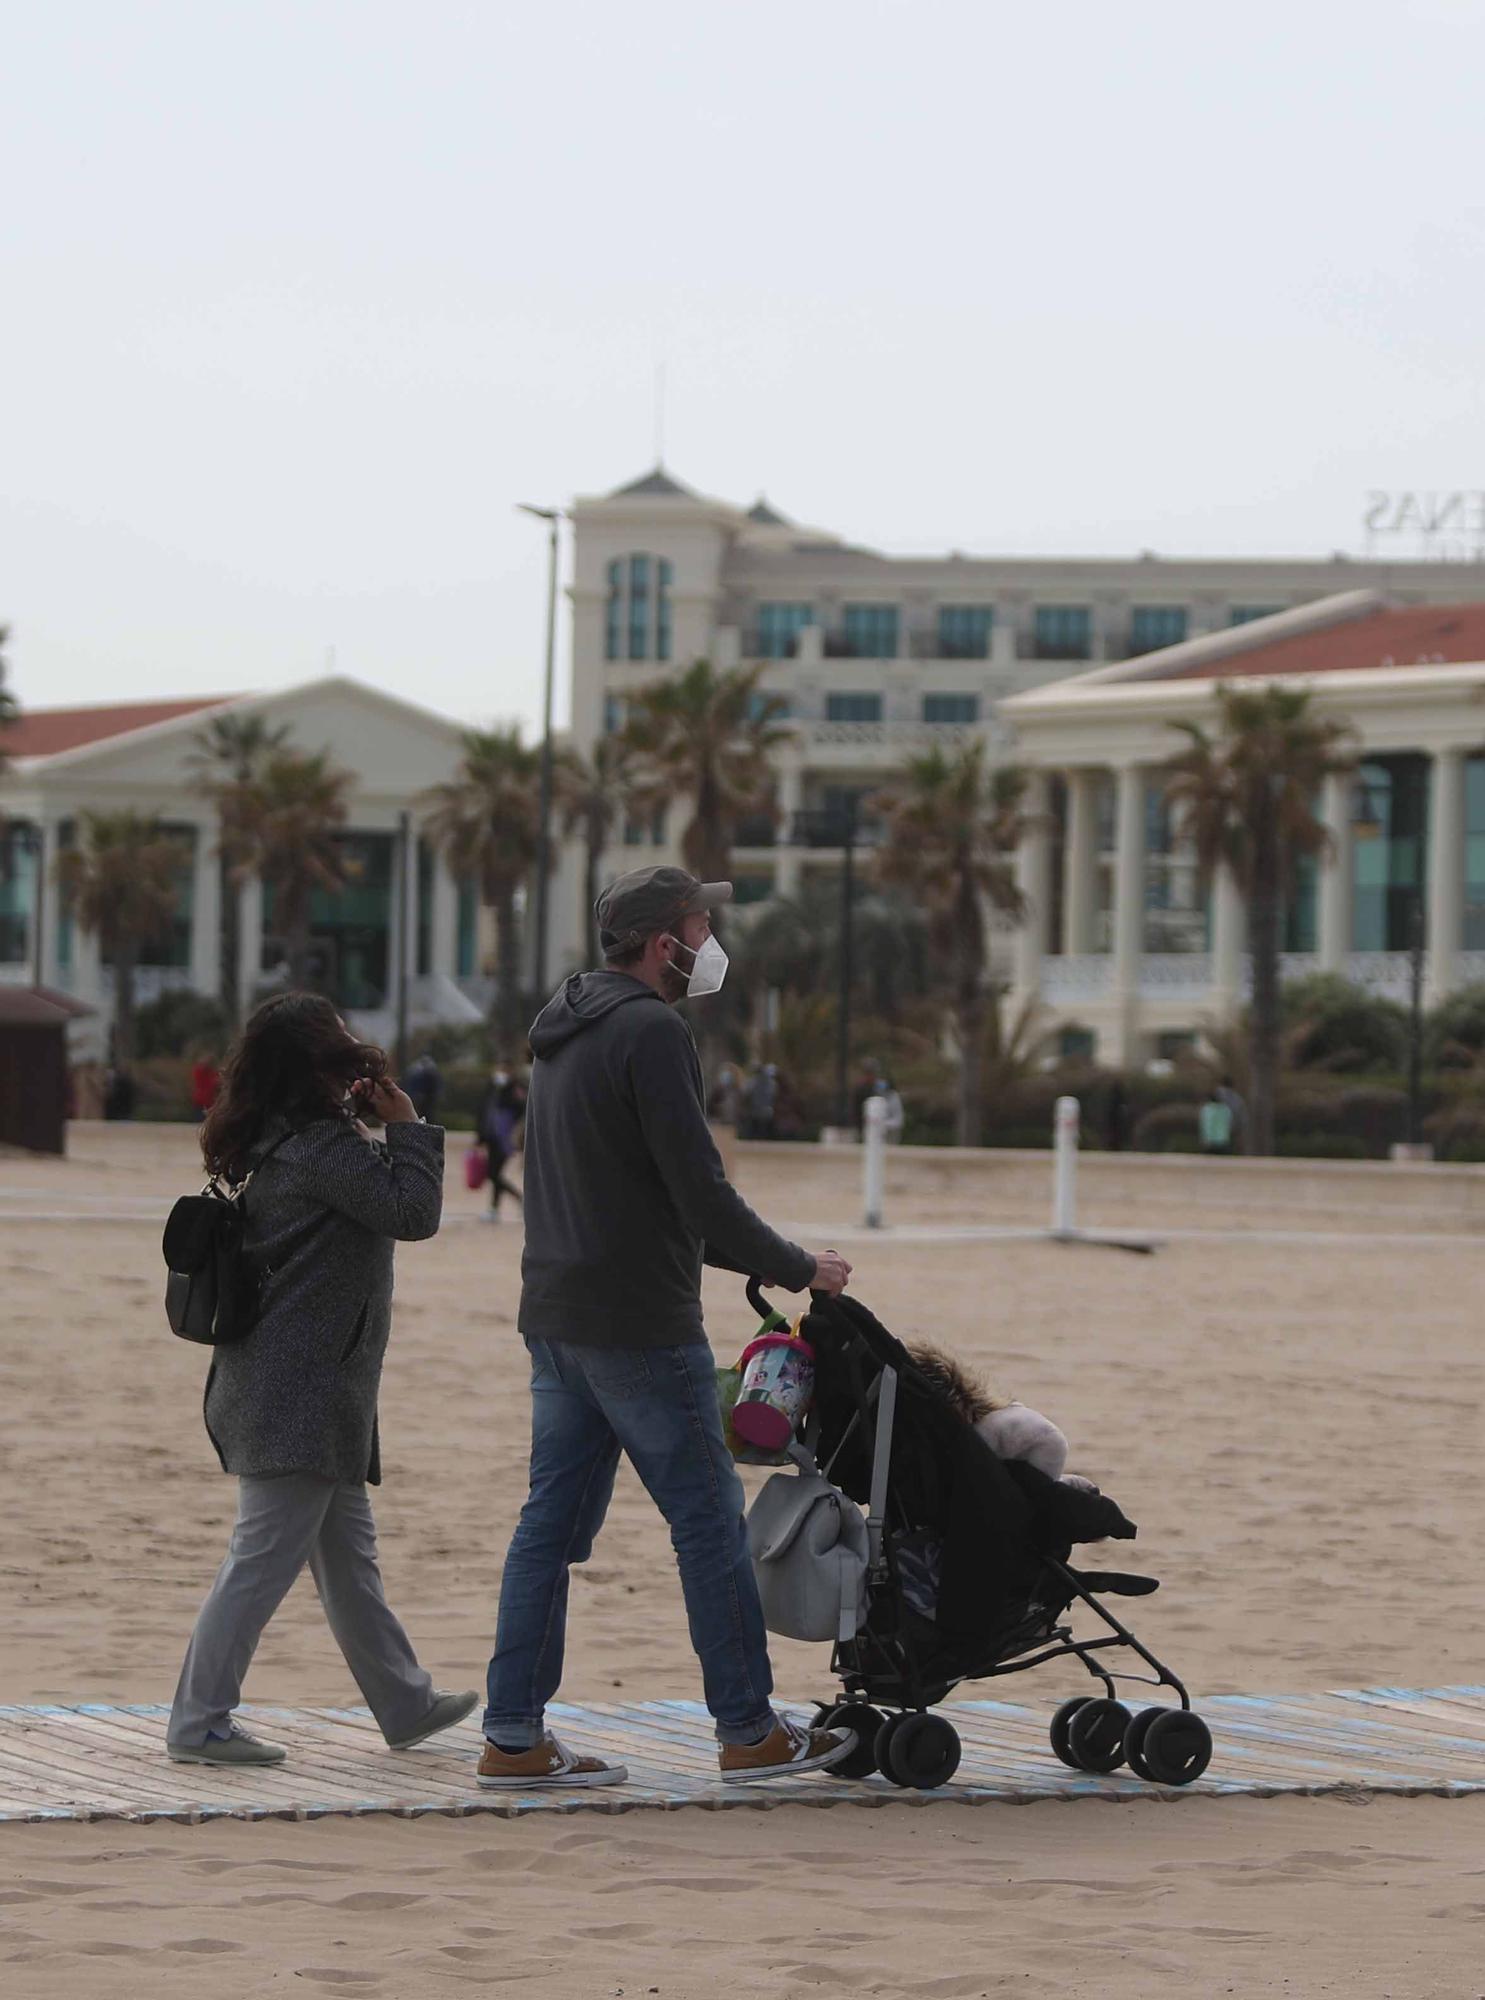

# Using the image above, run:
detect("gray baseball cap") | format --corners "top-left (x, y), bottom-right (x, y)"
top-left (596, 865), bottom-right (733, 955)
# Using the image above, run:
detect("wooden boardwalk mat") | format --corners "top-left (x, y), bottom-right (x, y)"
top-left (2, 1687), bottom-right (1482, 1824)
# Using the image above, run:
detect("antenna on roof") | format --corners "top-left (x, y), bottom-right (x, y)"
top-left (323, 645), bottom-right (336, 678)
top-left (654, 359), bottom-right (667, 467)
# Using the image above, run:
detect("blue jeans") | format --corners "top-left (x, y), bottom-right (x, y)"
top-left (484, 1336), bottom-right (776, 1748)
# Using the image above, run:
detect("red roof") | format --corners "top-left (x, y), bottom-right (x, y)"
top-left (3, 695), bottom-right (238, 759)
top-left (1162, 604), bottom-right (1485, 681)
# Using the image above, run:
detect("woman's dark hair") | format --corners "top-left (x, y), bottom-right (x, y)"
top-left (201, 992), bottom-right (388, 1183)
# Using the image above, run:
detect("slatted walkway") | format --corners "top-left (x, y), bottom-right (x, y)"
top-left (1, 1686), bottom-right (1482, 1823)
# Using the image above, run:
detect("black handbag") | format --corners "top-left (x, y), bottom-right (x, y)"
top-left (162, 1133), bottom-right (290, 1345)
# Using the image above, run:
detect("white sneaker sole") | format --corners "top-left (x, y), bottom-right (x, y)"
top-left (719, 1729), bottom-right (858, 1784)
top-left (476, 1763), bottom-right (629, 1790)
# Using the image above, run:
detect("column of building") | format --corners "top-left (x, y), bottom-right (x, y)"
top-left (189, 819), bottom-right (222, 1003)
top-left (1108, 764), bottom-right (1147, 1065)
top-left (1061, 769), bottom-right (1099, 957)
top-left (1012, 770), bottom-right (1052, 996)
top-left (1427, 748), bottom-right (1466, 1006)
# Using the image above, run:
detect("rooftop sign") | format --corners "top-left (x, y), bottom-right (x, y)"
top-left (1364, 491), bottom-right (1485, 560)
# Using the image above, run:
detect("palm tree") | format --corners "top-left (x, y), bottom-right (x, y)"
top-left (56, 812), bottom-right (190, 1061)
top-left (0, 627), bottom-right (17, 780)
top-left (557, 733), bottom-right (655, 966)
top-left (219, 749), bottom-right (356, 993)
top-left (874, 741), bottom-right (1029, 1147)
top-left (1164, 682), bottom-right (1356, 1156)
top-left (186, 711), bottom-right (292, 1023)
top-left (422, 726), bottom-right (540, 1049)
top-left (623, 660), bottom-right (792, 903)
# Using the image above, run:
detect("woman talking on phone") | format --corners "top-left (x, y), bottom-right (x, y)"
top-left (166, 992), bottom-right (477, 1766)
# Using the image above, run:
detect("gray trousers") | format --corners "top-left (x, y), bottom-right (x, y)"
top-left (168, 1474), bottom-right (434, 1749)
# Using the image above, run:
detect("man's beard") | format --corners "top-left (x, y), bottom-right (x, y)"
top-left (659, 962), bottom-right (690, 1005)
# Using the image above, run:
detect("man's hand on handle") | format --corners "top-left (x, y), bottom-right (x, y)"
top-left (807, 1250), bottom-right (852, 1296)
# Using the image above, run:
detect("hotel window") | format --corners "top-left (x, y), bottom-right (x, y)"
top-left (756, 603), bottom-right (814, 659)
top-left (936, 606), bottom-right (993, 660)
top-left (623, 803), bottom-right (668, 847)
top-left (922, 693), bottom-right (979, 723)
top-left (1128, 606), bottom-right (1189, 656)
top-left (603, 694), bottom-right (628, 735)
top-left (841, 604), bottom-right (900, 659)
top-left (605, 552), bottom-right (673, 663)
top-left (749, 689), bottom-right (790, 721)
top-left (1230, 605), bottom-right (1284, 626)
top-left (0, 822), bottom-right (37, 964)
top-left (1032, 605), bottom-right (1092, 661)
top-left (1465, 757), bottom-right (1485, 949)
top-left (825, 692), bottom-right (883, 723)
top-left (131, 825), bottom-right (195, 970)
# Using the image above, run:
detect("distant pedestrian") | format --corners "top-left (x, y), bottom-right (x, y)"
top-left (746, 1063), bottom-right (778, 1141)
top-left (1215, 1075), bottom-right (1247, 1153)
top-left (404, 1053), bottom-right (442, 1123)
top-left (190, 1052), bottom-right (221, 1124)
top-left (1199, 1085), bottom-right (1236, 1156)
top-left (475, 1066), bottom-right (525, 1222)
top-left (872, 1077), bottom-right (905, 1143)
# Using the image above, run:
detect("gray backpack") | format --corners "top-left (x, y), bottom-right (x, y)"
top-left (746, 1449), bottom-right (871, 1644)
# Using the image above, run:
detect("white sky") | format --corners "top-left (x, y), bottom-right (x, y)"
top-left (4, 0), bottom-right (1483, 737)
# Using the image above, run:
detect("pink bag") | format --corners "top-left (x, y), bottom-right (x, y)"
top-left (464, 1144), bottom-right (489, 1192)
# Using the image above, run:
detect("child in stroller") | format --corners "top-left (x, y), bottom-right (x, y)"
top-left (906, 1341), bottom-right (1098, 1493)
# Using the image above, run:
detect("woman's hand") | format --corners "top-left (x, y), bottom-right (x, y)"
top-left (352, 1075), bottom-right (419, 1125)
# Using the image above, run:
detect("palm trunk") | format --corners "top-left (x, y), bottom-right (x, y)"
top-left (493, 887), bottom-right (522, 1055)
top-left (219, 855), bottom-right (239, 1026)
top-left (955, 985), bottom-right (985, 1148)
top-left (1247, 854), bottom-right (1282, 1158)
top-left (114, 944), bottom-right (138, 1064)
top-left (584, 837), bottom-right (602, 969)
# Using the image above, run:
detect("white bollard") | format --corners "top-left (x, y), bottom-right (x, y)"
top-left (1052, 1095), bottom-right (1080, 1238)
top-left (863, 1093), bottom-right (887, 1230)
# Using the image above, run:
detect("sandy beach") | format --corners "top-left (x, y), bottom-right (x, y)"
top-left (2, 1125), bottom-right (1482, 1997)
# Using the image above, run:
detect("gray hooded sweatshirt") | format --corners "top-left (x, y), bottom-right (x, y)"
top-left (519, 971), bottom-right (815, 1348)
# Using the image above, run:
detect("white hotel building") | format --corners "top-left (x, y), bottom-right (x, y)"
top-left (559, 467), bottom-right (1485, 1061)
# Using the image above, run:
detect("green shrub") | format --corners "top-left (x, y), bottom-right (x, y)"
top-left (1273, 1133), bottom-right (1369, 1159)
top-left (1281, 973), bottom-right (1408, 1073)
top-left (130, 1057), bottom-right (193, 1121)
top-left (1130, 1102), bottom-right (1200, 1152)
top-left (1426, 984), bottom-right (1485, 1067)
top-left (134, 990), bottom-right (229, 1060)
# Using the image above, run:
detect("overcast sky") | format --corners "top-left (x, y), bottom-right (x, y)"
top-left (4, 0), bottom-right (1483, 736)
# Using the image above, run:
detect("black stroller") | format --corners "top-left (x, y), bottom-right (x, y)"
top-left (749, 1281), bottom-right (1214, 1793)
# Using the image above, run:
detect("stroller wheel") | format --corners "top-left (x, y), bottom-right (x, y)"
top-left (1139, 1708), bottom-right (1213, 1787)
top-left (1049, 1696), bottom-right (1093, 1769)
top-left (1065, 1698), bottom-right (1131, 1774)
top-left (875, 1713), bottom-right (913, 1786)
top-left (819, 1703), bottom-right (884, 1780)
top-left (1123, 1705), bottom-right (1164, 1781)
top-left (884, 1713), bottom-right (962, 1791)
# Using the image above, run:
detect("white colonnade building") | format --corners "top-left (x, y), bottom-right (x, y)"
top-left (1003, 593), bottom-right (1485, 1064)
top-left (0, 676), bottom-right (487, 1056)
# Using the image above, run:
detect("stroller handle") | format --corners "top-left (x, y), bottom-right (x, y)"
top-left (745, 1275), bottom-right (832, 1319)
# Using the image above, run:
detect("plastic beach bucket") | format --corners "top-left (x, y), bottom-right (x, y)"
top-left (732, 1331), bottom-right (815, 1452)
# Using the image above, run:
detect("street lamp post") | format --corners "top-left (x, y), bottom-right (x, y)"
top-left (517, 503), bottom-right (562, 1002)
top-left (790, 796), bottom-right (864, 1131)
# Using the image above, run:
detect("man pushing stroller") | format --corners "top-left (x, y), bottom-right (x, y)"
top-left (479, 867), bottom-right (859, 1790)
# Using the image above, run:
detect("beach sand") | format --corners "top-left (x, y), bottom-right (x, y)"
top-left (2, 1125), bottom-right (1482, 1997)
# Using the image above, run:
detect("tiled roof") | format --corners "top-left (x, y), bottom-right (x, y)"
top-left (1160, 605), bottom-right (1485, 680)
top-left (607, 465), bottom-right (698, 500)
top-left (3, 695), bottom-right (237, 759)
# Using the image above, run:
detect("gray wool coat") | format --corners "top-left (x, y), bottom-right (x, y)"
top-left (203, 1116), bottom-right (445, 1486)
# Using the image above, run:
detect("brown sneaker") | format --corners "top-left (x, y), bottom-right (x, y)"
top-left (476, 1733), bottom-right (628, 1790)
top-left (719, 1716), bottom-right (857, 1784)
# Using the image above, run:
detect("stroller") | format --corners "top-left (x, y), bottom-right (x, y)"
top-left (743, 1280), bottom-right (1214, 1793)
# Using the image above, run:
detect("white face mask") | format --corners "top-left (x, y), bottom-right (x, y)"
top-left (668, 932), bottom-right (729, 997)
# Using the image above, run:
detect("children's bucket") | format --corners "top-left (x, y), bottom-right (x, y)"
top-left (731, 1331), bottom-right (815, 1452)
